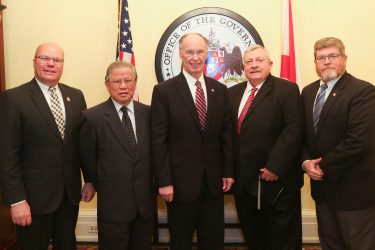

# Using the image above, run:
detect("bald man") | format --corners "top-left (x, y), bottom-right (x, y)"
top-left (0, 43), bottom-right (94, 249)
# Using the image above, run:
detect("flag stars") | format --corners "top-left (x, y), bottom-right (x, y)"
top-left (127, 39), bottom-right (132, 44)
top-left (121, 43), bottom-right (126, 49)
top-left (122, 31), bottom-right (128, 37)
top-left (123, 18), bottom-right (129, 24)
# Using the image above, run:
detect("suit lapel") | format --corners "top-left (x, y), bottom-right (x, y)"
top-left (59, 84), bottom-right (73, 139)
top-left (242, 76), bottom-right (272, 125)
top-left (315, 74), bottom-right (347, 137)
top-left (174, 73), bottom-right (202, 131)
top-left (204, 77), bottom-right (216, 132)
top-left (305, 81), bottom-right (320, 137)
top-left (231, 82), bottom-right (247, 122)
top-left (28, 80), bottom-right (62, 140)
top-left (103, 99), bottom-right (135, 158)
top-left (134, 101), bottom-right (145, 157)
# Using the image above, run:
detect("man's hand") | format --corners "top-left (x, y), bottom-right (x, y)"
top-left (11, 201), bottom-right (32, 226)
top-left (260, 168), bottom-right (279, 181)
top-left (159, 185), bottom-right (174, 202)
top-left (303, 158), bottom-right (324, 181)
top-left (81, 182), bottom-right (96, 202)
top-left (222, 178), bottom-right (234, 192)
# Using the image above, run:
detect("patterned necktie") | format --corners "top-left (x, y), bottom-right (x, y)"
top-left (195, 81), bottom-right (207, 131)
top-left (121, 106), bottom-right (137, 157)
top-left (237, 87), bottom-right (258, 134)
top-left (49, 87), bottom-right (65, 139)
top-left (313, 84), bottom-right (328, 134)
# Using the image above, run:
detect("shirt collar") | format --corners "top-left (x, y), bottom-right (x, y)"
top-left (182, 69), bottom-right (205, 87)
top-left (111, 98), bottom-right (134, 114)
top-left (319, 74), bottom-right (343, 91)
top-left (35, 77), bottom-right (59, 92)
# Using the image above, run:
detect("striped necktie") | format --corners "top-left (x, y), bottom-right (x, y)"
top-left (313, 84), bottom-right (328, 134)
top-left (237, 87), bottom-right (258, 134)
top-left (195, 81), bottom-right (207, 131)
top-left (49, 87), bottom-right (65, 139)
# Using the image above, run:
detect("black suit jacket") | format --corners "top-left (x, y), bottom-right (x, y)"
top-left (229, 75), bottom-right (303, 199)
top-left (301, 72), bottom-right (375, 210)
top-left (151, 73), bottom-right (233, 202)
top-left (79, 99), bottom-right (155, 222)
top-left (0, 79), bottom-right (87, 214)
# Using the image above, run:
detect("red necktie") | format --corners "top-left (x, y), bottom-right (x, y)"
top-left (195, 81), bottom-right (207, 131)
top-left (237, 87), bottom-right (258, 134)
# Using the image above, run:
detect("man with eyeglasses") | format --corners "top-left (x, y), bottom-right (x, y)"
top-left (301, 37), bottom-right (375, 249)
top-left (0, 42), bottom-right (95, 249)
top-left (151, 32), bottom-right (234, 249)
top-left (79, 61), bottom-right (155, 250)
top-left (228, 44), bottom-right (303, 250)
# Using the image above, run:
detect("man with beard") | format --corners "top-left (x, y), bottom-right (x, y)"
top-left (301, 37), bottom-right (375, 249)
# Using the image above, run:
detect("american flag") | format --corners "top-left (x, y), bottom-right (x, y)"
top-left (116, 0), bottom-right (135, 65)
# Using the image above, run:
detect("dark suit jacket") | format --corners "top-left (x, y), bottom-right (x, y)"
top-left (79, 99), bottom-right (155, 222)
top-left (0, 78), bottom-right (87, 214)
top-left (151, 73), bottom-right (233, 202)
top-left (301, 72), bottom-right (375, 210)
top-left (229, 75), bottom-right (303, 199)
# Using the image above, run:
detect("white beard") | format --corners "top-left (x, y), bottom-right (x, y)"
top-left (321, 69), bottom-right (338, 83)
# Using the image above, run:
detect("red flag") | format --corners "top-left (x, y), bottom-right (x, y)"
top-left (280, 0), bottom-right (296, 83)
top-left (116, 0), bottom-right (135, 65)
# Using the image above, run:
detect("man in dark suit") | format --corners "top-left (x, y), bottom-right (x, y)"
top-left (151, 32), bottom-right (234, 250)
top-left (0, 43), bottom-right (95, 249)
top-left (229, 44), bottom-right (302, 250)
top-left (79, 61), bottom-right (155, 250)
top-left (302, 37), bottom-right (375, 249)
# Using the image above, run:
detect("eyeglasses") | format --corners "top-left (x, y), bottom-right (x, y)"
top-left (35, 56), bottom-right (64, 64)
top-left (184, 49), bottom-right (206, 57)
top-left (315, 53), bottom-right (342, 63)
top-left (107, 78), bottom-right (136, 85)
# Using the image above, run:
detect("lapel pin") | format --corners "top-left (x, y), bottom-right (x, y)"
top-left (67, 97), bottom-right (71, 102)
top-left (332, 93), bottom-right (336, 97)
top-left (211, 88), bottom-right (214, 92)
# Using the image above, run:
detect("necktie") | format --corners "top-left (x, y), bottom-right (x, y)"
top-left (237, 87), bottom-right (258, 134)
top-left (49, 87), bottom-right (65, 139)
top-left (313, 84), bottom-right (328, 134)
top-left (195, 81), bottom-right (207, 131)
top-left (121, 107), bottom-right (137, 157)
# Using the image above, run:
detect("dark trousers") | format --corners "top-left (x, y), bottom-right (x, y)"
top-left (316, 202), bottom-right (375, 250)
top-left (16, 193), bottom-right (78, 250)
top-left (235, 188), bottom-right (302, 250)
top-left (167, 177), bottom-right (224, 250)
top-left (98, 213), bottom-right (154, 250)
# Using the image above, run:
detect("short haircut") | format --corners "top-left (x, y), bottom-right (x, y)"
top-left (314, 37), bottom-right (346, 58)
top-left (243, 44), bottom-right (271, 62)
top-left (105, 61), bottom-right (137, 81)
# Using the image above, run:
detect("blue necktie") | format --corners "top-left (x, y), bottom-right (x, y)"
top-left (313, 84), bottom-right (328, 133)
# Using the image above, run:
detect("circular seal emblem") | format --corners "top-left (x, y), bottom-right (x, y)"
top-left (155, 7), bottom-right (263, 87)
